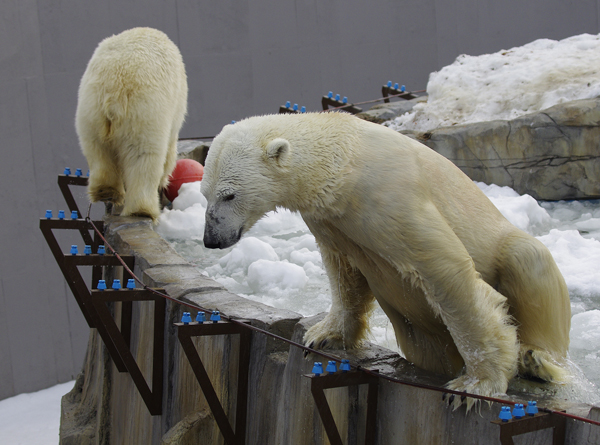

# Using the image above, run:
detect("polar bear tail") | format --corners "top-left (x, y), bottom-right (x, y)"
top-left (517, 346), bottom-right (570, 384)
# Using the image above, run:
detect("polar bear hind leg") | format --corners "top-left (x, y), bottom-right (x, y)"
top-left (495, 231), bottom-right (571, 384)
top-left (84, 138), bottom-right (125, 206)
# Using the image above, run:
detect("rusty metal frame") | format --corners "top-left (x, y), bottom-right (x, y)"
top-left (321, 96), bottom-right (363, 114)
top-left (305, 370), bottom-right (379, 445)
top-left (492, 411), bottom-right (566, 445)
top-left (381, 85), bottom-right (417, 103)
top-left (175, 320), bottom-right (252, 445)
top-left (92, 288), bottom-right (166, 415)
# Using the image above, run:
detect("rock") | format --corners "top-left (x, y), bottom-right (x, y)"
top-left (402, 97), bottom-right (600, 200)
top-left (177, 140), bottom-right (211, 165)
top-left (357, 95), bottom-right (427, 124)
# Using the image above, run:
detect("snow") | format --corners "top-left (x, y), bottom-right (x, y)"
top-left (0, 381), bottom-right (73, 444)
top-left (385, 33), bottom-right (600, 132)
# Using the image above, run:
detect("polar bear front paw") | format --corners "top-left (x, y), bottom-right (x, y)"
top-left (303, 314), bottom-right (364, 358)
top-left (444, 374), bottom-right (508, 412)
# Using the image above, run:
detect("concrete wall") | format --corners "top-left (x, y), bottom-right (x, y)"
top-left (2, 0), bottom-right (600, 399)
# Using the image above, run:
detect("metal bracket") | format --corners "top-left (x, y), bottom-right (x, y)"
top-left (381, 84), bottom-right (416, 103)
top-left (175, 320), bottom-right (252, 445)
top-left (492, 411), bottom-right (567, 444)
top-left (321, 96), bottom-right (363, 114)
top-left (305, 369), bottom-right (378, 445)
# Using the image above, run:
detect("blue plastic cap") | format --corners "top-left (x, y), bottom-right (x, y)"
top-left (181, 312), bottom-right (192, 324)
top-left (401, 85), bottom-right (406, 92)
top-left (71, 210), bottom-right (78, 220)
top-left (126, 279), bottom-right (136, 290)
top-left (512, 403), bottom-right (525, 419)
top-left (97, 280), bottom-right (107, 291)
top-left (326, 361), bottom-right (337, 373)
top-left (285, 101), bottom-right (291, 108)
top-left (58, 210), bottom-right (65, 220)
top-left (328, 91), bottom-right (333, 98)
top-left (340, 359), bottom-right (351, 372)
top-left (45, 210), bottom-right (52, 219)
top-left (64, 167), bottom-right (71, 176)
top-left (75, 168), bottom-right (83, 177)
top-left (196, 312), bottom-right (206, 323)
top-left (112, 279), bottom-right (121, 290)
top-left (231, 120), bottom-right (236, 124)
top-left (342, 96), bottom-right (348, 104)
top-left (526, 401), bottom-right (538, 416)
top-left (387, 80), bottom-right (392, 87)
top-left (312, 362), bottom-right (324, 376)
top-left (97, 245), bottom-right (105, 255)
top-left (70, 245), bottom-right (78, 255)
top-left (300, 106), bottom-right (306, 113)
top-left (87, 170), bottom-right (90, 176)
top-left (84, 245), bottom-right (92, 255)
top-left (210, 310), bottom-right (221, 323)
top-left (293, 103), bottom-right (298, 111)
top-left (335, 94), bottom-right (340, 101)
top-left (394, 82), bottom-right (399, 89)
top-left (499, 406), bottom-right (512, 422)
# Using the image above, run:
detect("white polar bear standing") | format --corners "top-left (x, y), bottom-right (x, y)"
top-left (76, 27), bottom-right (188, 220)
top-left (201, 112), bottom-right (571, 409)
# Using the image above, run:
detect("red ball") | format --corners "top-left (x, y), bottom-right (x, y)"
top-left (164, 159), bottom-right (204, 202)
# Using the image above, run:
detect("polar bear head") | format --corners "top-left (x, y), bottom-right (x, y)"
top-left (201, 120), bottom-right (293, 249)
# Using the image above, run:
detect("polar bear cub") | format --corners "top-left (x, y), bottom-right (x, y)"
top-left (76, 27), bottom-right (188, 220)
top-left (201, 112), bottom-right (571, 410)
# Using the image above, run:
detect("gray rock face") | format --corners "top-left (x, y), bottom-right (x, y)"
top-left (400, 98), bottom-right (600, 200)
top-left (357, 95), bottom-right (427, 123)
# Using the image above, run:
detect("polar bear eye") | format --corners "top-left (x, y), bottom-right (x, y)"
top-left (223, 194), bottom-right (235, 202)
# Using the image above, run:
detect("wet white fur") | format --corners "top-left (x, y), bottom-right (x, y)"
top-left (76, 27), bottom-right (188, 220)
top-left (202, 112), bottom-right (571, 409)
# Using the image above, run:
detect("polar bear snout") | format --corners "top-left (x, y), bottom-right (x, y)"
top-left (203, 212), bottom-right (243, 249)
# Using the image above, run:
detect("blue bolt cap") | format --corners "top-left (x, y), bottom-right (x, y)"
top-left (285, 101), bottom-right (291, 108)
top-left (210, 310), bottom-right (221, 323)
top-left (71, 210), bottom-right (78, 219)
top-left (97, 245), bottom-right (105, 255)
top-left (301, 106), bottom-right (306, 113)
top-left (196, 312), bottom-right (206, 323)
top-left (387, 80), bottom-right (392, 87)
top-left (340, 359), bottom-right (351, 372)
top-left (526, 401), bottom-right (538, 416)
top-left (499, 406), bottom-right (512, 422)
top-left (45, 210), bottom-right (52, 219)
top-left (328, 91), bottom-right (333, 98)
top-left (70, 245), bottom-right (78, 255)
top-left (312, 362), bottom-right (324, 376)
top-left (64, 167), bottom-right (71, 175)
top-left (87, 170), bottom-right (90, 176)
top-left (326, 361), bottom-right (337, 373)
top-left (335, 94), bottom-right (340, 101)
top-left (394, 82), bottom-right (399, 89)
top-left (84, 245), bottom-right (92, 255)
top-left (181, 312), bottom-right (192, 324)
top-left (512, 403), bottom-right (525, 419)
top-left (112, 279), bottom-right (121, 290)
top-left (401, 85), bottom-right (406, 92)
top-left (231, 120), bottom-right (236, 125)
top-left (126, 279), bottom-right (136, 289)
top-left (342, 96), bottom-right (348, 104)
top-left (58, 210), bottom-right (65, 219)
top-left (293, 103), bottom-right (298, 111)
top-left (97, 280), bottom-right (107, 291)
top-left (75, 168), bottom-right (83, 177)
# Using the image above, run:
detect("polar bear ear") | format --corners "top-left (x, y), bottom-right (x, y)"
top-left (265, 138), bottom-right (291, 167)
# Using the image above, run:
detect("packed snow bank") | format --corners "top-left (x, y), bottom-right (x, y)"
top-left (386, 33), bottom-right (600, 132)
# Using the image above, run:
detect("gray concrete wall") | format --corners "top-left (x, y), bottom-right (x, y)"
top-left (1, 0), bottom-right (600, 399)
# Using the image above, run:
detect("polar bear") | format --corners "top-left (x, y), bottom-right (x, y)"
top-left (76, 27), bottom-right (188, 220)
top-left (201, 112), bottom-right (571, 409)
